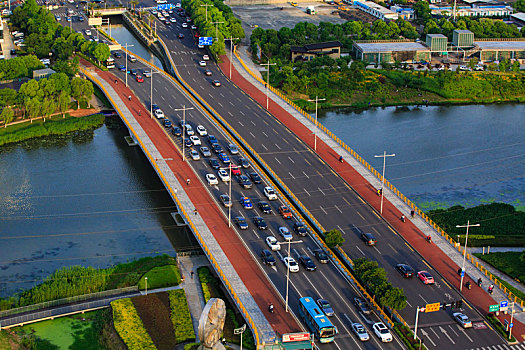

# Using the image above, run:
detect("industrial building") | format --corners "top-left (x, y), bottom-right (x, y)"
top-left (429, 3), bottom-right (513, 17)
top-left (352, 40), bottom-right (431, 63)
top-left (290, 41), bottom-right (342, 61)
top-left (353, 1), bottom-right (399, 20)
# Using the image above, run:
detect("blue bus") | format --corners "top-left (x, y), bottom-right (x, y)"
top-left (298, 297), bottom-right (337, 343)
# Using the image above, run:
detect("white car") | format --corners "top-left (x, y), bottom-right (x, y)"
top-left (170, 17), bottom-right (177, 23)
top-left (154, 109), bottom-right (165, 119)
top-left (203, 54), bottom-right (210, 61)
top-left (184, 124), bottom-right (194, 135)
top-left (151, 9), bottom-right (158, 14)
top-left (217, 169), bottom-right (230, 182)
top-left (264, 187), bottom-right (278, 200)
top-left (372, 322), bottom-right (392, 342)
top-left (182, 22), bottom-right (188, 28)
top-left (199, 60), bottom-right (206, 67)
top-left (200, 146), bottom-right (211, 157)
top-left (85, 29), bottom-right (92, 36)
top-left (206, 173), bottom-right (218, 185)
top-left (175, 2), bottom-right (181, 7)
top-left (283, 257), bottom-right (299, 272)
top-left (196, 125), bottom-right (207, 136)
top-left (190, 150), bottom-right (200, 161)
top-left (190, 135), bottom-right (201, 146)
top-left (158, 15), bottom-right (165, 21)
top-left (278, 227), bottom-right (292, 241)
top-left (191, 24), bottom-right (197, 30)
top-left (198, 44), bottom-right (204, 49)
top-left (266, 236), bottom-right (281, 251)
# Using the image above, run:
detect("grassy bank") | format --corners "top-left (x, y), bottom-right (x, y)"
top-left (0, 114), bottom-right (105, 146)
top-left (0, 255), bottom-right (180, 311)
top-left (473, 252), bottom-right (525, 300)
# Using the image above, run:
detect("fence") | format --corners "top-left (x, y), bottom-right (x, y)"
top-left (0, 286), bottom-right (138, 319)
top-left (233, 48), bottom-right (525, 309)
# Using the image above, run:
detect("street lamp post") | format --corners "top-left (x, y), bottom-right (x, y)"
top-left (219, 165), bottom-right (235, 227)
top-left (234, 324), bottom-right (246, 350)
top-left (145, 277), bottom-right (148, 295)
top-left (260, 61), bottom-right (277, 110)
top-left (457, 220), bottom-right (480, 292)
top-left (102, 18), bottom-right (111, 38)
top-left (124, 43), bottom-right (135, 87)
top-left (200, 3), bottom-right (213, 22)
top-left (174, 106), bottom-right (194, 161)
top-left (374, 151), bottom-right (395, 214)
top-left (509, 302), bottom-right (515, 340)
top-left (284, 239), bottom-right (303, 312)
top-left (149, 69), bottom-right (162, 119)
top-left (211, 21), bottom-right (224, 42)
top-left (227, 36), bottom-right (240, 80)
top-left (307, 96), bottom-right (326, 151)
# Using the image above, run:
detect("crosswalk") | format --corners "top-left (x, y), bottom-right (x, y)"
top-left (468, 343), bottom-right (525, 350)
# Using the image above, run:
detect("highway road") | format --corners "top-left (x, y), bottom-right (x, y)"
top-left (41, 1), bottom-right (508, 348)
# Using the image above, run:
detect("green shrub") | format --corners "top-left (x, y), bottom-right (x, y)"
top-left (393, 323), bottom-right (427, 350)
top-left (184, 343), bottom-right (200, 350)
top-left (138, 265), bottom-right (181, 290)
top-left (168, 289), bottom-right (196, 344)
top-left (197, 267), bottom-right (213, 302)
top-left (486, 313), bottom-right (517, 342)
top-left (111, 298), bottom-right (156, 350)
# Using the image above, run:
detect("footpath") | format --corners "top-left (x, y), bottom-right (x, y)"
top-left (86, 61), bottom-right (301, 342)
top-left (219, 45), bottom-right (525, 342)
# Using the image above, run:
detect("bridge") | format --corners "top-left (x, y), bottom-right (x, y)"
top-left (10, 2), bottom-right (525, 349)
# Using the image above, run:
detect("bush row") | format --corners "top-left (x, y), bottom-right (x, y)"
top-left (486, 313), bottom-right (516, 342)
top-left (111, 298), bottom-right (156, 350)
top-left (168, 289), bottom-right (196, 344)
top-left (393, 323), bottom-right (427, 350)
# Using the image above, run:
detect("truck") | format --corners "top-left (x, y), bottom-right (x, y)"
top-left (306, 5), bottom-right (316, 14)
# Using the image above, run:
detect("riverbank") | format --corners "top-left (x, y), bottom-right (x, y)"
top-left (0, 113), bottom-right (105, 146)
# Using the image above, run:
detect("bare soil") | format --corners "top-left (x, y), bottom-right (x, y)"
top-left (131, 292), bottom-right (176, 350)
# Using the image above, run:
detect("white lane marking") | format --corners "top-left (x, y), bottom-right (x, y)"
top-left (421, 329), bottom-right (437, 346)
top-left (334, 205), bottom-right (343, 214)
top-left (251, 120), bottom-right (256, 126)
top-left (161, 95), bottom-right (166, 101)
top-left (220, 93), bottom-right (225, 98)
top-left (261, 144), bottom-right (268, 150)
top-left (337, 225), bottom-right (346, 234)
top-left (218, 101), bottom-right (223, 107)
top-left (240, 110), bottom-right (245, 116)
top-left (302, 171), bottom-right (309, 179)
top-left (459, 326), bottom-right (473, 343)
top-left (419, 294), bottom-right (429, 304)
top-left (356, 246), bottom-right (365, 256)
top-left (288, 156), bottom-right (294, 164)
top-left (274, 143), bottom-right (281, 150)
top-left (304, 189), bottom-right (310, 197)
top-left (228, 111), bottom-right (233, 116)
top-left (282, 138), bottom-right (290, 144)
top-left (249, 132), bottom-right (255, 138)
top-left (263, 119), bottom-right (269, 125)
top-left (440, 326), bottom-right (455, 344)
top-left (262, 131), bottom-right (268, 138)
top-left (304, 158), bottom-right (311, 166)
top-left (238, 121), bottom-right (244, 126)
top-left (272, 128), bottom-right (279, 134)
top-left (356, 211), bottom-right (365, 220)
top-left (320, 206), bottom-right (327, 215)
top-left (275, 157), bottom-right (281, 164)
top-left (288, 172), bottom-right (295, 180)
top-left (318, 187), bottom-right (325, 196)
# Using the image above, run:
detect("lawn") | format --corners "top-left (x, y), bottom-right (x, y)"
top-left (138, 265), bottom-right (181, 290)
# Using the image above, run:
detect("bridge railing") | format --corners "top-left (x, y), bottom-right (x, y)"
top-left (0, 286), bottom-right (137, 319)
top-left (81, 67), bottom-right (265, 347)
top-left (233, 48), bottom-right (525, 309)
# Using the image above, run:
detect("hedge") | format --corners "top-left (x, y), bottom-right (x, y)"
top-left (111, 298), bottom-right (156, 350)
top-left (394, 323), bottom-right (427, 350)
top-left (486, 313), bottom-right (517, 342)
top-left (197, 267), bottom-right (212, 302)
top-left (168, 289), bottom-right (196, 344)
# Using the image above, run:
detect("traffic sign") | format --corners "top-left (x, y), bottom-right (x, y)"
top-left (500, 301), bottom-right (508, 308)
top-left (510, 323), bottom-right (514, 328)
top-left (157, 3), bottom-right (174, 10)
top-left (489, 304), bottom-right (500, 312)
top-left (199, 37), bottom-right (213, 46)
top-left (460, 270), bottom-right (465, 277)
top-left (425, 302), bottom-right (441, 313)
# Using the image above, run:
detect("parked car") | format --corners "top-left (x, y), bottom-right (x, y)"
top-left (163, 119), bottom-right (172, 128)
top-left (171, 127), bottom-right (182, 136)
top-left (154, 109), bottom-right (165, 119)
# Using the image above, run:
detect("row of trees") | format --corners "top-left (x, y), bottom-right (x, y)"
top-left (10, 0), bottom-right (110, 69)
top-left (181, 0), bottom-right (245, 58)
top-left (0, 72), bottom-right (94, 126)
top-left (353, 258), bottom-right (407, 310)
top-left (0, 55), bottom-right (44, 81)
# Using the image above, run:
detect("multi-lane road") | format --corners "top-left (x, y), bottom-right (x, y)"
top-left (42, 1), bottom-right (511, 348)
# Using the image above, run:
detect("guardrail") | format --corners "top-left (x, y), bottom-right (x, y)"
top-left (233, 48), bottom-right (525, 309)
top-left (0, 286), bottom-right (137, 319)
top-left (80, 68), bottom-right (263, 347)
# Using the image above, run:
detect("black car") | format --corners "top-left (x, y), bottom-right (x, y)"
top-left (236, 175), bottom-right (252, 189)
top-left (113, 51), bottom-right (122, 58)
top-left (293, 222), bottom-right (308, 236)
top-left (353, 297), bottom-right (372, 315)
top-left (314, 250), bottom-right (329, 264)
top-left (207, 134), bottom-right (218, 145)
top-left (184, 138), bottom-right (192, 147)
top-left (299, 256), bottom-right (316, 271)
top-left (361, 232), bottom-right (377, 246)
top-left (130, 68), bottom-right (137, 75)
top-left (252, 216), bottom-right (267, 230)
top-left (249, 172), bottom-right (262, 184)
top-left (171, 127), bottom-right (182, 136)
top-left (258, 201), bottom-right (272, 214)
top-left (238, 157), bottom-right (250, 169)
top-left (211, 143), bottom-right (223, 154)
top-left (395, 263), bottom-right (415, 278)
top-left (178, 33), bottom-right (184, 39)
top-left (234, 216), bottom-right (248, 230)
top-left (260, 249), bottom-right (275, 266)
top-left (208, 158), bottom-right (220, 170)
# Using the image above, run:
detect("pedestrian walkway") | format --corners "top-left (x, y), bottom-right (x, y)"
top-left (80, 60), bottom-right (301, 345)
top-left (219, 46), bottom-right (525, 341)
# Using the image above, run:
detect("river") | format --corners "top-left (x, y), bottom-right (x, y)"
top-left (318, 104), bottom-right (525, 211)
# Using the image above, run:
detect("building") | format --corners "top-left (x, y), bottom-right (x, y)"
top-left (33, 68), bottom-right (56, 80)
top-left (453, 29), bottom-right (474, 48)
top-left (510, 12), bottom-right (525, 27)
top-left (426, 34), bottom-right (448, 52)
top-left (474, 40), bottom-right (525, 61)
top-left (429, 3), bottom-right (513, 17)
top-left (352, 41), bottom-right (431, 63)
top-left (353, 1), bottom-right (399, 20)
top-left (290, 41), bottom-right (342, 61)
top-left (390, 5), bottom-right (415, 20)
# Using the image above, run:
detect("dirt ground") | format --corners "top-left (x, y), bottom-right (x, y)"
top-left (131, 293), bottom-right (175, 350)
top-left (230, 1), bottom-right (347, 44)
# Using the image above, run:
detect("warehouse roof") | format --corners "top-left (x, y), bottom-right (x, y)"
top-left (474, 40), bottom-right (525, 51)
top-left (353, 41), bottom-right (430, 53)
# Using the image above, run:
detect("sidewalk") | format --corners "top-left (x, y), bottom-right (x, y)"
top-left (219, 46), bottom-right (525, 341)
top-left (85, 61), bottom-right (301, 342)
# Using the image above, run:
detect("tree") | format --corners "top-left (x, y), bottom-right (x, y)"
top-left (325, 229), bottom-right (345, 248)
top-left (19, 79), bottom-right (40, 99)
top-left (0, 107), bottom-right (15, 127)
top-left (26, 97), bottom-right (41, 122)
top-left (381, 287), bottom-right (407, 310)
top-left (414, 0), bottom-right (431, 22)
top-left (511, 60), bottom-right (521, 72)
top-left (41, 97), bottom-right (55, 122)
top-left (93, 43), bottom-right (110, 63)
top-left (0, 89), bottom-right (18, 108)
top-left (515, 0), bottom-right (525, 12)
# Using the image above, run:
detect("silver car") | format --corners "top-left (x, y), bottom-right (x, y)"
top-left (351, 323), bottom-right (369, 342)
top-left (190, 150), bottom-right (200, 161)
top-left (200, 146), bottom-right (211, 157)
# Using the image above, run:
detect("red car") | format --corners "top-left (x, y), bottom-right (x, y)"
top-left (279, 205), bottom-right (292, 219)
top-left (417, 270), bottom-right (434, 285)
top-left (229, 164), bottom-right (241, 176)
top-left (136, 75), bottom-right (144, 83)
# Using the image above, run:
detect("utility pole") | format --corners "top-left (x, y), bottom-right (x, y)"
top-left (219, 165), bottom-right (235, 227)
top-left (124, 43), bottom-right (135, 87)
top-left (149, 69), bottom-right (161, 119)
top-left (457, 220), bottom-right (480, 292)
top-left (174, 106), bottom-right (194, 161)
top-left (227, 36), bottom-right (240, 80)
top-left (211, 21), bottom-right (224, 41)
top-left (260, 61), bottom-right (277, 110)
top-left (509, 302), bottom-right (515, 340)
top-left (307, 96), bottom-right (326, 151)
top-left (285, 239), bottom-right (303, 312)
top-left (200, 3), bottom-right (213, 22)
top-left (374, 151), bottom-right (395, 214)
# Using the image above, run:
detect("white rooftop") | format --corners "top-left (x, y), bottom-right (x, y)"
top-left (474, 40), bottom-right (525, 50)
top-left (511, 12), bottom-right (525, 22)
top-left (354, 41), bottom-right (430, 53)
top-left (354, 1), bottom-right (396, 15)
